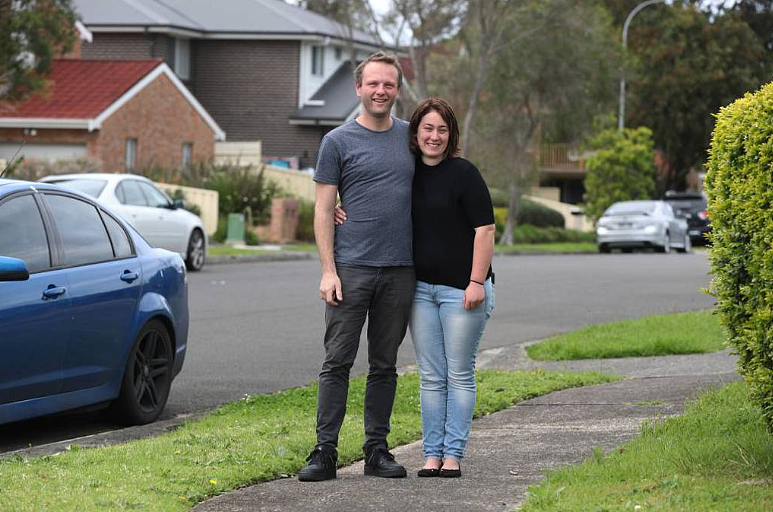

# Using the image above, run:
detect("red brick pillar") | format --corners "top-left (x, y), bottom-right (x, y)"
top-left (269, 198), bottom-right (299, 243)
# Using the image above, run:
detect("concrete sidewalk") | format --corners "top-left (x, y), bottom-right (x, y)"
top-left (194, 349), bottom-right (738, 512)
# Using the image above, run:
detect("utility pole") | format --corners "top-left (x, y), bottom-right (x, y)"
top-left (619, 0), bottom-right (666, 131)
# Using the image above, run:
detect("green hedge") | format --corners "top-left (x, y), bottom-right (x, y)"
top-left (493, 199), bottom-right (565, 238)
top-left (519, 199), bottom-right (565, 228)
top-left (295, 199), bottom-right (315, 242)
top-left (511, 225), bottom-right (595, 244)
top-left (705, 81), bottom-right (773, 432)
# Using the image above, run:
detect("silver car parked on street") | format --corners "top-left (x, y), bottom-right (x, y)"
top-left (596, 200), bottom-right (691, 254)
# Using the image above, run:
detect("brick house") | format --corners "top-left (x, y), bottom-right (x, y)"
top-left (72, 0), bottom-right (389, 169)
top-left (0, 59), bottom-right (225, 172)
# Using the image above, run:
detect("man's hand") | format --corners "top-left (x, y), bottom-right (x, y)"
top-left (320, 271), bottom-right (343, 306)
top-left (463, 281), bottom-right (485, 310)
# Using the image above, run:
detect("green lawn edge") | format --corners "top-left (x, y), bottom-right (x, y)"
top-left (495, 242), bottom-right (597, 253)
top-left (208, 242), bottom-right (597, 258)
top-left (526, 310), bottom-right (727, 361)
top-left (0, 370), bottom-right (617, 512)
top-left (519, 381), bottom-right (773, 511)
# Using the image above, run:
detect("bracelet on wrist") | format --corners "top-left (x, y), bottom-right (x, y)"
top-left (470, 279), bottom-right (484, 286)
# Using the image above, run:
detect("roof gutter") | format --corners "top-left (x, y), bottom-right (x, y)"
top-left (0, 118), bottom-right (92, 130)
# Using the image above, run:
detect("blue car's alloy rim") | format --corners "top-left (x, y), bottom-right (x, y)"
top-left (132, 328), bottom-right (171, 413)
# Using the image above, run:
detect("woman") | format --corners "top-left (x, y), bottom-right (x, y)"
top-left (337, 98), bottom-right (495, 478)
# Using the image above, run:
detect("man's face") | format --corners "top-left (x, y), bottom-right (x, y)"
top-left (355, 62), bottom-right (400, 119)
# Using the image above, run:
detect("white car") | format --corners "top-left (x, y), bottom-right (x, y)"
top-left (596, 200), bottom-right (690, 254)
top-left (41, 173), bottom-right (207, 270)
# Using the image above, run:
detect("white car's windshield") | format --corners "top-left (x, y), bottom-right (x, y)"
top-left (604, 201), bottom-right (657, 216)
top-left (46, 179), bottom-right (107, 198)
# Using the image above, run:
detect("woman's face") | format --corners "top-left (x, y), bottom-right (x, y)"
top-left (416, 110), bottom-right (449, 164)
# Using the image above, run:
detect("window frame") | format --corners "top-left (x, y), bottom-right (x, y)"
top-left (0, 191), bottom-right (55, 274)
top-left (125, 137), bottom-right (137, 171)
top-left (137, 180), bottom-right (172, 209)
top-left (311, 45), bottom-right (325, 76)
top-left (182, 142), bottom-right (193, 168)
top-left (116, 179), bottom-right (149, 206)
top-left (39, 192), bottom-right (136, 270)
top-left (175, 37), bottom-right (191, 80)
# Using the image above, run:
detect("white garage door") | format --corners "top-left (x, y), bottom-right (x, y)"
top-left (0, 143), bottom-right (88, 162)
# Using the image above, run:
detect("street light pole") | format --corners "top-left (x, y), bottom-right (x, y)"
top-left (619, 0), bottom-right (666, 131)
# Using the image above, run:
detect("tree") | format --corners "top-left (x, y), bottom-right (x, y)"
top-left (582, 127), bottom-right (656, 222)
top-left (626, 4), bottom-right (765, 191)
top-left (459, 0), bottom-right (618, 244)
top-left (389, 0), bottom-right (464, 101)
top-left (0, 0), bottom-right (77, 104)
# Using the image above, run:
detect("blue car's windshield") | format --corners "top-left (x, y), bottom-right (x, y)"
top-left (46, 179), bottom-right (107, 198)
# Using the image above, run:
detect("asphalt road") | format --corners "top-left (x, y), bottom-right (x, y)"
top-left (0, 252), bottom-right (716, 453)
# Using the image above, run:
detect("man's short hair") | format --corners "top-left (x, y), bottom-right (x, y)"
top-left (354, 51), bottom-right (403, 89)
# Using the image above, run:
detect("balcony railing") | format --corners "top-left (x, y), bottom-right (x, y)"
top-left (539, 143), bottom-right (585, 169)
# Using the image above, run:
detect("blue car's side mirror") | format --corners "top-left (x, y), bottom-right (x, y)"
top-left (0, 256), bottom-right (30, 282)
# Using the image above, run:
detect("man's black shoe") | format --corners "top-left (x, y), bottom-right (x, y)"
top-left (298, 447), bottom-right (337, 481)
top-left (364, 447), bottom-right (407, 478)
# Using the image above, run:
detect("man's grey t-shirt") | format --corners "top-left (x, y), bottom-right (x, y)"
top-left (314, 117), bottom-right (414, 267)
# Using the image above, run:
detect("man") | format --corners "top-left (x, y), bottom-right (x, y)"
top-left (298, 51), bottom-right (416, 482)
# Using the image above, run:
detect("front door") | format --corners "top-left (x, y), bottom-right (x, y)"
top-left (0, 193), bottom-right (69, 405)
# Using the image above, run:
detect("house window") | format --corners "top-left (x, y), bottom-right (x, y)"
top-left (175, 38), bottom-right (191, 80)
top-left (335, 47), bottom-right (342, 60)
top-left (125, 138), bottom-right (137, 171)
top-left (311, 46), bottom-right (324, 76)
top-left (182, 142), bottom-right (193, 167)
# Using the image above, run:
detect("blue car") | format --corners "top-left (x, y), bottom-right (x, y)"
top-left (0, 178), bottom-right (188, 426)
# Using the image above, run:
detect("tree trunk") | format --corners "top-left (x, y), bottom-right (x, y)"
top-left (499, 178), bottom-right (520, 246)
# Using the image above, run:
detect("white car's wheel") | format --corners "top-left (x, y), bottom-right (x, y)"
top-left (655, 231), bottom-right (671, 253)
top-left (185, 229), bottom-right (205, 271)
top-left (677, 233), bottom-right (691, 253)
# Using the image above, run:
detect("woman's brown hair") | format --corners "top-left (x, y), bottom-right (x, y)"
top-left (409, 97), bottom-right (460, 161)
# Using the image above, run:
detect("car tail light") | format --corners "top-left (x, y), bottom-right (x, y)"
top-left (698, 210), bottom-right (709, 220)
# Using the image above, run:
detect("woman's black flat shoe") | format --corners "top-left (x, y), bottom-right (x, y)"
top-left (417, 467), bottom-right (441, 477)
top-left (439, 467), bottom-right (461, 478)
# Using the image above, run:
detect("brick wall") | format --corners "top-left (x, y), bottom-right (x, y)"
top-left (0, 128), bottom-right (98, 156)
top-left (192, 39), bottom-right (328, 168)
top-left (97, 73), bottom-right (215, 172)
top-left (83, 35), bottom-right (331, 168)
top-left (81, 33), bottom-right (171, 61)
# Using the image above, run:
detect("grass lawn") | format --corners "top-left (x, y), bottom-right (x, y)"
top-left (208, 244), bottom-right (317, 256)
top-left (0, 370), bottom-right (616, 512)
top-left (526, 310), bottom-right (726, 361)
top-left (496, 242), bottom-right (597, 253)
top-left (208, 243), bottom-right (597, 258)
top-left (520, 381), bottom-right (773, 511)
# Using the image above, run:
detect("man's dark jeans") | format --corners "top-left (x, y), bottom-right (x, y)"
top-left (316, 263), bottom-right (415, 454)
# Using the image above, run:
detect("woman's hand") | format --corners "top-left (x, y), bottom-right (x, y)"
top-left (463, 281), bottom-right (485, 310)
top-left (333, 204), bottom-right (347, 225)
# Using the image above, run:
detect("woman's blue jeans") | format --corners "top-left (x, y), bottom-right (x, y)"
top-left (409, 278), bottom-right (494, 461)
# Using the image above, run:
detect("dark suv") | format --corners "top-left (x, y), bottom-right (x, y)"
top-left (663, 191), bottom-right (710, 244)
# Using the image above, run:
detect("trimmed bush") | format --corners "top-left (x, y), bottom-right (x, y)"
top-left (295, 199), bottom-right (315, 242)
top-left (493, 200), bottom-right (565, 239)
top-left (511, 225), bottom-right (595, 244)
top-left (518, 199), bottom-right (565, 228)
top-left (582, 127), bottom-right (656, 222)
top-left (705, 82), bottom-right (773, 432)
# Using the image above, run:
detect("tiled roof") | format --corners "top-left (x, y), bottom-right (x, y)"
top-left (0, 59), bottom-right (162, 119)
top-left (74, 0), bottom-right (385, 48)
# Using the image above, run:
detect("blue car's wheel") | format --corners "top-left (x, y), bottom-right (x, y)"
top-left (112, 319), bottom-right (173, 425)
